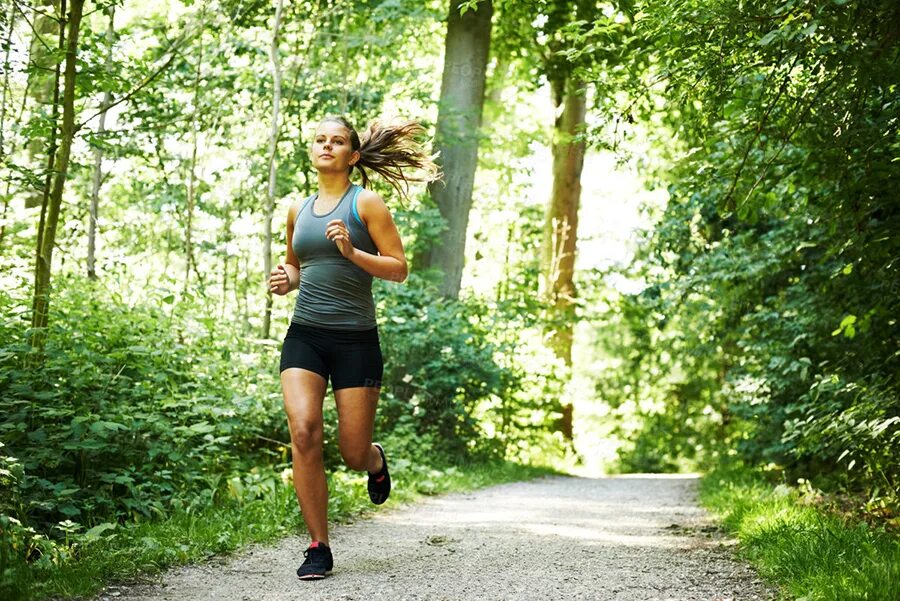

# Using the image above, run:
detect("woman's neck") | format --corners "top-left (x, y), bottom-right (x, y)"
top-left (317, 171), bottom-right (352, 199)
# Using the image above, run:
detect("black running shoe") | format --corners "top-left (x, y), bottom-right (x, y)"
top-left (296, 541), bottom-right (333, 580)
top-left (367, 443), bottom-right (391, 505)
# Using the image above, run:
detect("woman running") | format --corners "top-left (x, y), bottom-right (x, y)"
top-left (268, 116), bottom-right (438, 580)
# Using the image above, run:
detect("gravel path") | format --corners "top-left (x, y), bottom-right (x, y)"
top-left (96, 474), bottom-right (776, 601)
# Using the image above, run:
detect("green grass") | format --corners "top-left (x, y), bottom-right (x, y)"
top-left (7, 459), bottom-right (559, 601)
top-left (699, 464), bottom-right (900, 601)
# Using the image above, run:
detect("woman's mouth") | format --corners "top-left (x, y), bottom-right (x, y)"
top-left (320, 154), bottom-right (333, 159)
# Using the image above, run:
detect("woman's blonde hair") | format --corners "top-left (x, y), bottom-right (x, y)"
top-left (319, 116), bottom-right (441, 201)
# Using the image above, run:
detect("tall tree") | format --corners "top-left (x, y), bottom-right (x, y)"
top-left (541, 75), bottom-right (587, 442)
top-left (183, 8), bottom-right (206, 292)
top-left (0, 1), bottom-right (17, 161)
top-left (87, 5), bottom-right (115, 280)
top-left (540, 0), bottom-right (637, 442)
top-left (29, 0), bottom-right (85, 356)
top-left (0, 1), bottom-right (18, 247)
top-left (539, 1), bottom-right (603, 442)
top-left (416, 0), bottom-right (493, 299)
top-left (32, 0), bottom-right (64, 314)
top-left (495, 0), bottom-right (631, 442)
top-left (262, 0), bottom-right (284, 339)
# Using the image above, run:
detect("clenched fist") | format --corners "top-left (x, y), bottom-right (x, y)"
top-left (269, 264), bottom-right (291, 295)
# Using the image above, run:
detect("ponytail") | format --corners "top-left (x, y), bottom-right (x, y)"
top-left (320, 116), bottom-right (441, 202)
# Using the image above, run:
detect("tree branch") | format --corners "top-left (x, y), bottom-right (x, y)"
top-left (721, 50), bottom-right (801, 212)
top-left (12, 0), bottom-right (55, 53)
top-left (74, 49), bottom-right (179, 132)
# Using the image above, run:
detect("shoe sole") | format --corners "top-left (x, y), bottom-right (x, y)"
top-left (298, 570), bottom-right (331, 580)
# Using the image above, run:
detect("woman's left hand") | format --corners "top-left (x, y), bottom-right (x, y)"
top-left (326, 219), bottom-right (356, 259)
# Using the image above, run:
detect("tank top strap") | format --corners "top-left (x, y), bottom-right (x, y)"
top-left (350, 185), bottom-right (364, 228)
top-left (298, 192), bottom-right (316, 216)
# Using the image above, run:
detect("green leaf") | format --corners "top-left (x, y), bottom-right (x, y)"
top-left (84, 522), bottom-right (117, 539)
top-left (90, 421), bottom-right (127, 435)
top-left (873, 417), bottom-right (899, 436)
top-left (189, 421), bottom-right (216, 434)
top-left (59, 505), bottom-right (81, 517)
top-left (758, 29), bottom-right (781, 46)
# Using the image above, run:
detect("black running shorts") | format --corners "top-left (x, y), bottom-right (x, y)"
top-left (279, 322), bottom-right (383, 390)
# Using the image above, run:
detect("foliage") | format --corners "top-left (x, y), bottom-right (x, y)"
top-left (5, 0), bottom-right (897, 597)
top-left (0, 277), bottom-right (288, 528)
top-left (377, 274), bottom-right (503, 461)
top-left (574, 0), bottom-right (900, 511)
top-left (375, 271), bottom-right (566, 463)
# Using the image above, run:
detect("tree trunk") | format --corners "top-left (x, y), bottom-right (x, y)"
top-left (24, 0), bottom-right (60, 208)
top-left (0, 2), bottom-right (18, 248)
top-left (241, 250), bottom-right (251, 332)
top-left (540, 76), bottom-right (587, 442)
top-left (29, 0), bottom-right (84, 357)
top-left (33, 0), bottom-right (65, 290)
top-left (183, 7), bottom-right (206, 293)
top-left (262, 0), bottom-right (283, 339)
top-left (87, 6), bottom-right (115, 280)
top-left (415, 0), bottom-right (493, 299)
top-left (222, 252), bottom-right (229, 320)
top-left (0, 1), bottom-right (17, 160)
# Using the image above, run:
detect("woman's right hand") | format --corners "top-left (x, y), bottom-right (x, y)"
top-left (269, 264), bottom-right (291, 296)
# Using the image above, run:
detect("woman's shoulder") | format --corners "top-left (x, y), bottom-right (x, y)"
top-left (355, 187), bottom-right (386, 211)
top-left (355, 187), bottom-right (389, 227)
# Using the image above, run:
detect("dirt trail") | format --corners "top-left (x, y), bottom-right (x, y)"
top-left (96, 474), bottom-right (776, 601)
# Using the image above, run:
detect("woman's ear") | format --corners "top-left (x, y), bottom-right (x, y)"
top-left (350, 150), bottom-right (361, 167)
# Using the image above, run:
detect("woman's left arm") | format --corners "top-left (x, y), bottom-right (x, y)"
top-left (345, 190), bottom-right (408, 283)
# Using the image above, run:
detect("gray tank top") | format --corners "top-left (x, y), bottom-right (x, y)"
top-left (291, 183), bottom-right (379, 330)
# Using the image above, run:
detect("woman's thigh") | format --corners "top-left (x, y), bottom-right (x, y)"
top-left (334, 386), bottom-right (380, 456)
top-left (281, 368), bottom-right (328, 429)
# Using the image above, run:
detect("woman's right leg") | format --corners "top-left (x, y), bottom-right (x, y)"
top-left (281, 367), bottom-right (329, 544)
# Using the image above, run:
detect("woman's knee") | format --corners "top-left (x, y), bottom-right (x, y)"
top-left (340, 443), bottom-right (372, 472)
top-left (288, 419), bottom-right (323, 455)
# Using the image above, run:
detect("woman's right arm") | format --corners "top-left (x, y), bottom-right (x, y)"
top-left (269, 200), bottom-right (302, 295)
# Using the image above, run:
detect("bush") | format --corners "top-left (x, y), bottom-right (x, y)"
top-left (376, 273), bottom-right (514, 462)
top-left (0, 278), bottom-right (288, 532)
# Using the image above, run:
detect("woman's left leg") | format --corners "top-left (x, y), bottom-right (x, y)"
top-left (334, 386), bottom-right (383, 474)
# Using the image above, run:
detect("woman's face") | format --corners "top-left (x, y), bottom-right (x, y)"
top-left (311, 121), bottom-right (359, 173)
